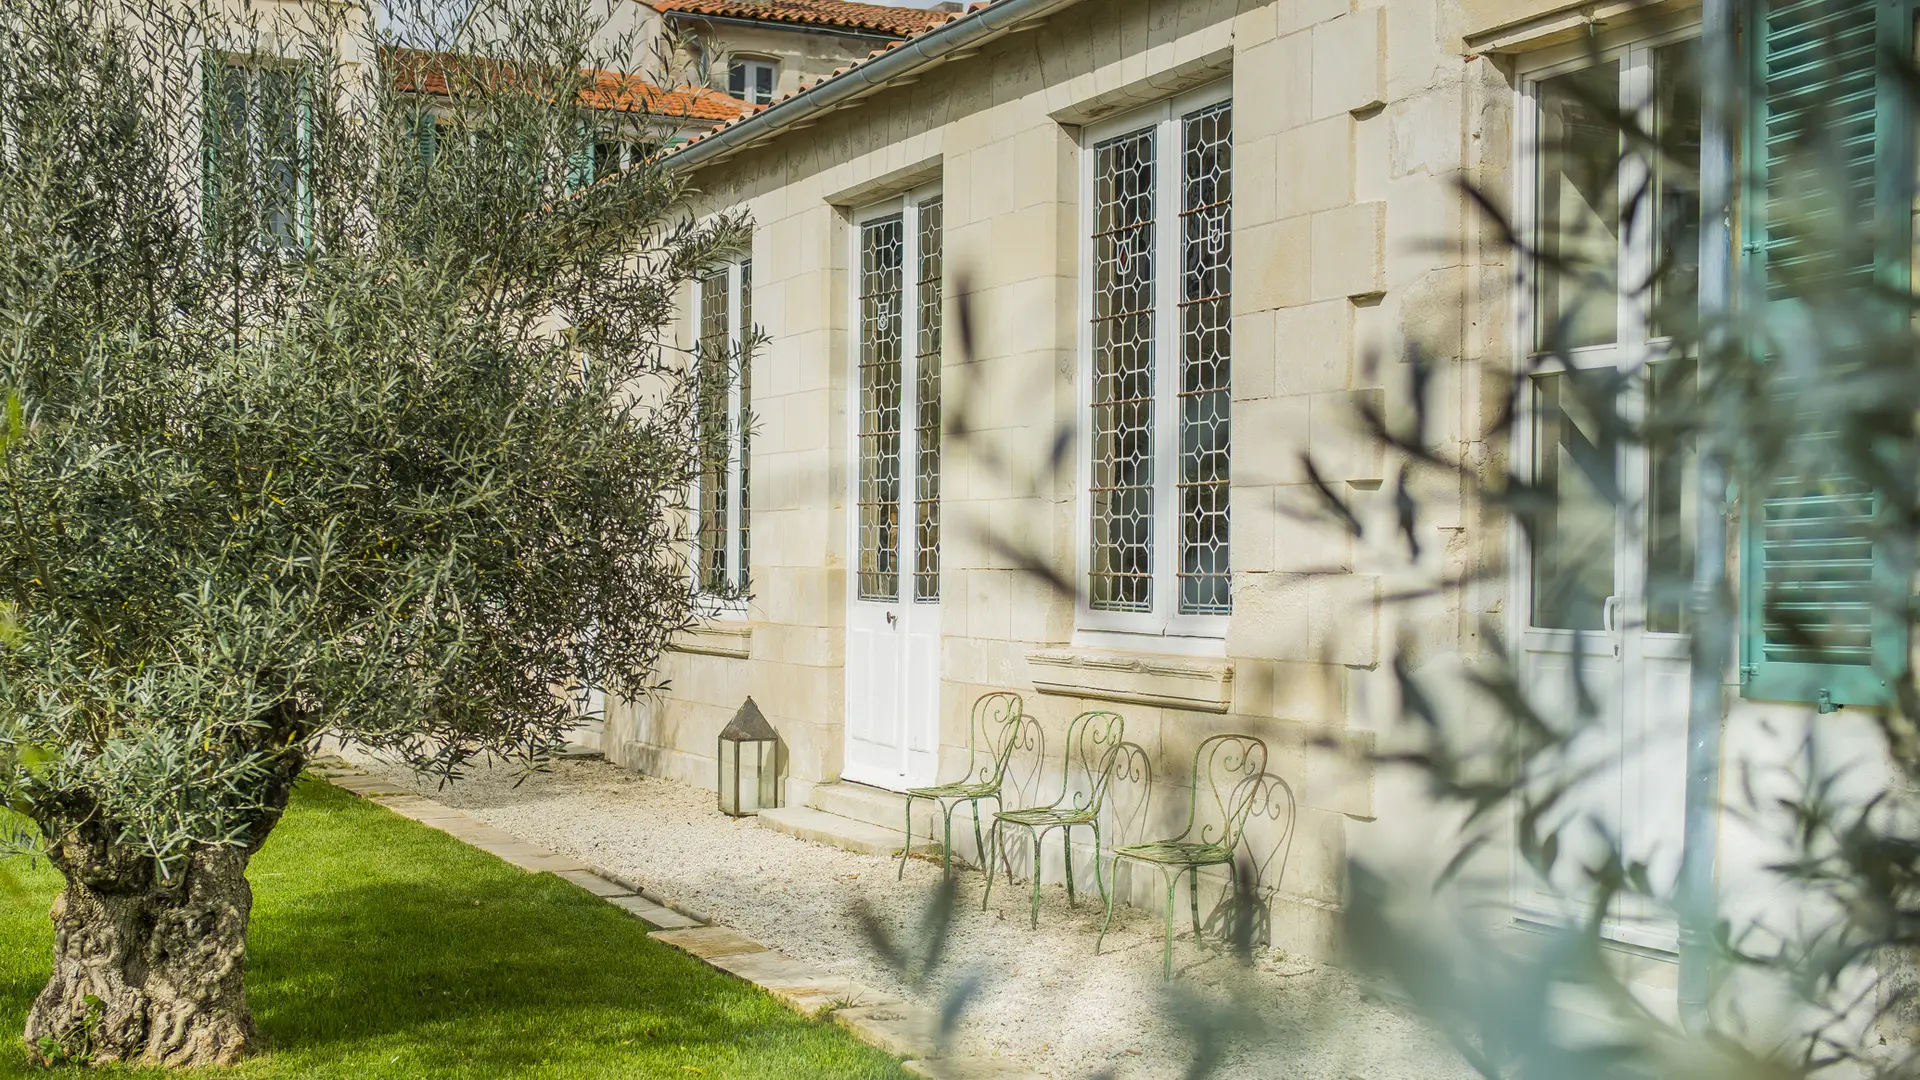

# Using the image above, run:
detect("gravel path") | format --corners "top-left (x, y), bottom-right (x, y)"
top-left (339, 750), bottom-right (1475, 1080)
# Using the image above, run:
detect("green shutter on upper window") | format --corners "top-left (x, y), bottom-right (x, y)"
top-left (1739, 0), bottom-right (1914, 708)
top-left (567, 117), bottom-right (593, 192)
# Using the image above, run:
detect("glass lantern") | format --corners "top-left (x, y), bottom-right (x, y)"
top-left (717, 697), bottom-right (780, 816)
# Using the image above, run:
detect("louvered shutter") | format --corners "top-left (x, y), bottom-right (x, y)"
top-left (567, 117), bottom-right (593, 192)
top-left (1739, 0), bottom-right (1913, 708)
top-left (415, 112), bottom-right (438, 169)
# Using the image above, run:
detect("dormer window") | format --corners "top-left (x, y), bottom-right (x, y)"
top-left (728, 59), bottom-right (776, 105)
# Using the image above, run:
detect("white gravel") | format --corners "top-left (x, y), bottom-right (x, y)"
top-left (338, 749), bottom-right (1475, 1080)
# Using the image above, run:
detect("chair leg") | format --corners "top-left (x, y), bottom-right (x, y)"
top-left (981, 820), bottom-right (998, 910)
top-left (970, 800), bottom-right (984, 872)
top-left (1028, 827), bottom-right (1042, 930)
top-left (1098, 854), bottom-right (1120, 955)
top-left (1162, 869), bottom-right (1178, 980)
top-left (1064, 828), bottom-right (1077, 907)
top-left (940, 802), bottom-right (955, 876)
top-left (1189, 866), bottom-right (1202, 938)
top-left (898, 795), bottom-right (914, 880)
top-left (1092, 821), bottom-right (1107, 915)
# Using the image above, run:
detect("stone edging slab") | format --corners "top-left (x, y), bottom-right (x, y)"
top-left (308, 758), bottom-right (1044, 1079)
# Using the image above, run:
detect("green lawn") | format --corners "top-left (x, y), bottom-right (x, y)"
top-left (0, 778), bottom-right (906, 1078)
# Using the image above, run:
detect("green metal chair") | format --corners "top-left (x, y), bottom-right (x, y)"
top-left (981, 710), bottom-right (1135, 927)
top-left (1099, 732), bottom-right (1269, 979)
top-left (898, 691), bottom-right (1032, 878)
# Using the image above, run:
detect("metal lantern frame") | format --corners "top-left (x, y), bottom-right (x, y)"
top-left (717, 696), bottom-right (780, 816)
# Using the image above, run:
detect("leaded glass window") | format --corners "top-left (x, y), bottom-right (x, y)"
top-left (695, 257), bottom-right (751, 600)
top-left (914, 198), bottom-right (943, 603)
top-left (858, 215), bottom-right (905, 601)
top-left (1084, 88), bottom-right (1232, 631)
top-left (1179, 102), bottom-right (1232, 615)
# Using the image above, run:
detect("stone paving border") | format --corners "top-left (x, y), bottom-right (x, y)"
top-left (308, 757), bottom-right (1044, 1079)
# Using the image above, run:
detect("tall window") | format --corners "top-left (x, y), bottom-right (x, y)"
top-left (1522, 37), bottom-right (1701, 638)
top-left (696, 258), bottom-right (752, 601)
top-left (1081, 86), bottom-right (1231, 635)
top-left (202, 56), bottom-right (310, 251)
top-left (855, 191), bottom-right (942, 604)
top-left (728, 59), bottom-right (777, 106)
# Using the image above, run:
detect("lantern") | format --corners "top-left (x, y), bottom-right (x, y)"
top-left (717, 697), bottom-right (780, 816)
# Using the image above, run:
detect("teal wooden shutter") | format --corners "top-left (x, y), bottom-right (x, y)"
top-left (414, 110), bottom-right (438, 169)
top-left (567, 116), bottom-right (593, 192)
top-left (1739, 0), bottom-right (1913, 708)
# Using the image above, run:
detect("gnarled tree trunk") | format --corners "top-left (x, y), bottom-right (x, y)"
top-left (23, 736), bottom-right (304, 1068)
top-left (25, 843), bottom-right (258, 1067)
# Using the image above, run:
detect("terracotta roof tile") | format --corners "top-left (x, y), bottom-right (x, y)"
top-left (384, 47), bottom-right (757, 125)
top-left (660, 0), bottom-right (1013, 163)
top-left (651, 0), bottom-right (954, 38)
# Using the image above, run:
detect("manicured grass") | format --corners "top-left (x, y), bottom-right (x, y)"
top-left (0, 779), bottom-right (907, 1078)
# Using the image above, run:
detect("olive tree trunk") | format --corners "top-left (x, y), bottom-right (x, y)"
top-left (23, 739), bottom-right (303, 1068)
top-left (25, 843), bottom-right (258, 1067)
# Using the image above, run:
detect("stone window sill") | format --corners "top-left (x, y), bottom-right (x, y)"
top-left (671, 623), bottom-right (752, 659)
top-left (1024, 648), bottom-right (1234, 713)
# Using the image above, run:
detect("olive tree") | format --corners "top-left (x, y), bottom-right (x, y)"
top-left (0, 0), bottom-right (739, 1064)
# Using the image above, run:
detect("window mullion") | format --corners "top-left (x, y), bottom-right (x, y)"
top-left (1153, 110), bottom-right (1182, 631)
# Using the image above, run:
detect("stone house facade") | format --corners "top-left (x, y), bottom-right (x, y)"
top-left (591, 0), bottom-right (1907, 1005)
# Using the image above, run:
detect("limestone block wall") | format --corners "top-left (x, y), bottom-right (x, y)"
top-left (605, 0), bottom-right (1532, 965)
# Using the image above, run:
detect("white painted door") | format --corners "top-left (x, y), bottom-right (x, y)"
top-left (1514, 40), bottom-right (1698, 950)
top-left (1515, 366), bottom-right (1692, 951)
top-left (844, 189), bottom-right (944, 791)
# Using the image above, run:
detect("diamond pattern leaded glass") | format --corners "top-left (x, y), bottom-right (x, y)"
top-left (1089, 127), bottom-right (1157, 613)
top-left (737, 260), bottom-right (752, 595)
top-left (1178, 101), bottom-right (1231, 615)
top-left (858, 216), bottom-right (905, 601)
top-left (914, 199), bottom-right (943, 603)
top-left (697, 268), bottom-right (730, 594)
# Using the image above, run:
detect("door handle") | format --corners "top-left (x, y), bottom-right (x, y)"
top-left (1602, 595), bottom-right (1619, 633)
top-left (886, 611), bottom-right (897, 626)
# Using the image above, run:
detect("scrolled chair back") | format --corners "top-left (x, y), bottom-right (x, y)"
top-left (1176, 733), bottom-right (1269, 854)
top-left (1055, 710), bottom-right (1125, 813)
top-left (965, 691), bottom-right (1033, 787)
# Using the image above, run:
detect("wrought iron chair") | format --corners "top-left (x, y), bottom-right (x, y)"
top-left (898, 691), bottom-right (1033, 878)
top-left (1099, 732), bottom-right (1269, 979)
top-left (982, 710), bottom-right (1137, 927)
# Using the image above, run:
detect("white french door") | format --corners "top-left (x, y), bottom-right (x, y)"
top-left (844, 187), bottom-right (944, 791)
top-left (1513, 33), bottom-right (1699, 951)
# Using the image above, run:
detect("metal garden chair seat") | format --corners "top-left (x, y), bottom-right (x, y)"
top-left (982, 710), bottom-right (1130, 927)
top-left (898, 691), bottom-right (1031, 878)
top-left (1100, 732), bottom-right (1269, 979)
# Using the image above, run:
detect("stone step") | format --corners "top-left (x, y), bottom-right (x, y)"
top-left (809, 780), bottom-right (937, 835)
top-left (757, 805), bottom-right (937, 859)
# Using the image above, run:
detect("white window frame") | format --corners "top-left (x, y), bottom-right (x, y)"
top-left (1074, 80), bottom-right (1232, 645)
top-left (205, 54), bottom-right (313, 252)
top-left (1508, 21), bottom-right (1703, 647)
top-left (692, 256), bottom-right (751, 616)
top-left (728, 58), bottom-right (778, 105)
top-left (846, 183), bottom-right (942, 608)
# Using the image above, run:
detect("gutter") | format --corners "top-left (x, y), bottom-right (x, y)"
top-left (662, 0), bottom-right (1087, 171)
top-left (661, 10), bottom-right (901, 45)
